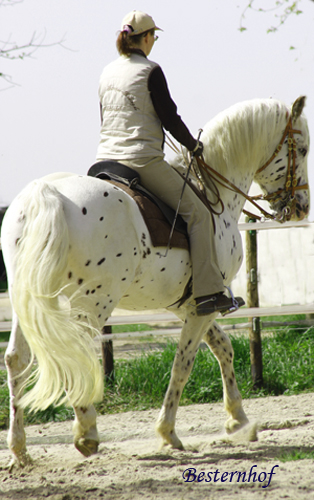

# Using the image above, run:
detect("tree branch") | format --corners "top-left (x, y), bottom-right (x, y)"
top-left (239, 0), bottom-right (306, 33)
top-left (0, 30), bottom-right (68, 89)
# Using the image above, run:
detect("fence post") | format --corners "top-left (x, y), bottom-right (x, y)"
top-left (101, 325), bottom-right (114, 385)
top-left (245, 217), bottom-right (263, 389)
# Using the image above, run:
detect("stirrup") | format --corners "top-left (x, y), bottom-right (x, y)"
top-left (220, 286), bottom-right (243, 317)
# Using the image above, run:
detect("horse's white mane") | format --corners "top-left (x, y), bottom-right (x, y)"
top-left (201, 98), bottom-right (291, 176)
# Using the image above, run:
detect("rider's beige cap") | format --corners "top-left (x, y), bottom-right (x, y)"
top-left (121, 10), bottom-right (162, 36)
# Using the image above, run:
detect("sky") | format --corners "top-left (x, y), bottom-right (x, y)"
top-left (1, 0), bottom-right (314, 218)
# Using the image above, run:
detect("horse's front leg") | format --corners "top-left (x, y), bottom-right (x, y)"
top-left (73, 405), bottom-right (99, 457)
top-left (203, 322), bottom-right (249, 434)
top-left (155, 310), bottom-right (212, 449)
top-left (5, 312), bottom-right (32, 469)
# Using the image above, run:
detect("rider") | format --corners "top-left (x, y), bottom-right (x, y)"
top-left (96, 10), bottom-right (244, 316)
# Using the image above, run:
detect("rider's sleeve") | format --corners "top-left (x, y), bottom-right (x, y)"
top-left (148, 65), bottom-right (197, 152)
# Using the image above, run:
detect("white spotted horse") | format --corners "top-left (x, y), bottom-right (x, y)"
top-left (1, 96), bottom-right (309, 468)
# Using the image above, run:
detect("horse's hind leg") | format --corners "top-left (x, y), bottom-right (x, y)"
top-left (203, 322), bottom-right (249, 434)
top-left (73, 405), bottom-right (99, 457)
top-left (5, 312), bottom-right (32, 469)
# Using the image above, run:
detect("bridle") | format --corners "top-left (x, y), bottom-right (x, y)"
top-left (195, 113), bottom-right (309, 222)
top-left (254, 114), bottom-right (309, 219)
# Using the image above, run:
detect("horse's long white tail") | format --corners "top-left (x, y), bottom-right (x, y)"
top-left (11, 181), bottom-right (103, 411)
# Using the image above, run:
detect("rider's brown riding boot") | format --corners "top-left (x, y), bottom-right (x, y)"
top-left (195, 292), bottom-right (245, 316)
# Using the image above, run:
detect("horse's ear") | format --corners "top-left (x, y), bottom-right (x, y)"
top-left (291, 96), bottom-right (306, 123)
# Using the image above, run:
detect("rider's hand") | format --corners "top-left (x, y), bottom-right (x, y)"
top-left (193, 140), bottom-right (203, 157)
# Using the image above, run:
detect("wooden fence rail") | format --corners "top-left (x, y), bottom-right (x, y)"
top-left (1, 303), bottom-right (314, 342)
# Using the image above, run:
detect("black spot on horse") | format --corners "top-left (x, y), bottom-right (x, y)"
top-left (275, 175), bottom-right (284, 181)
top-left (104, 192), bottom-right (109, 197)
top-left (97, 257), bottom-right (106, 265)
top-left (82, 207), bottom-right (87, 215)
top-left (85, 260), bottom-right (91, 266)
top-left (78, 278), bottom-right (83, 285)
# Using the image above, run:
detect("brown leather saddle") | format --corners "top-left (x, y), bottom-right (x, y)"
top-left (88, 161), bottom-right (189, 250)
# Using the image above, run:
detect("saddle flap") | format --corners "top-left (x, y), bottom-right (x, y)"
top-left (87, 161), bottom-right (188, 249)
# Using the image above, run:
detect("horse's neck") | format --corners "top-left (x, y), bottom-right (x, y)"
top-left (200, 101), bottom-right (291, 223)
top-left (202, 165), bottom-right (256, 224)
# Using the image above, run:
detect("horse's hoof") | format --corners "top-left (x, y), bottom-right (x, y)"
top-left (157, 433), bottom-right (184, 451)
top-left (74, 438), bottom-right (99, 457)
top-left (225, 416), bottom-right (249, 435)
top-left (8, 452), bottom-right (33, 472)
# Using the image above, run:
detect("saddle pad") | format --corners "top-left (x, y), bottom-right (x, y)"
top-left (109, 180), bottom-right (189, 251)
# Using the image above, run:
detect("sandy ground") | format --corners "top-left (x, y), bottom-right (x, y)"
top-left (0, 392), bottom-right (313, 500)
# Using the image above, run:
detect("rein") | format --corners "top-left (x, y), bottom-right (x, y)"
top-left (196, 113), bottom-right (308, 222)
top-left (195, 156), bottom-right (276, 221)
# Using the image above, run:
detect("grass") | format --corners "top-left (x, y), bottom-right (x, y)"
top-left (277, 448), bottom-right (314, 462)
top-left (0, 323), bottom-right (314, 429)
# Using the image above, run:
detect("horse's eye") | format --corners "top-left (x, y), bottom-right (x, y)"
top-left (298, 147), bottom-right (308, 157)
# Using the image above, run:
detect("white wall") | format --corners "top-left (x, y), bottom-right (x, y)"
top-left (232, 223), bottom-right (314, 307)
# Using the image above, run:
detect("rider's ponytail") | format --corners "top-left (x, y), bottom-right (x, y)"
top-left (116, 29), bottom-right (154, 56)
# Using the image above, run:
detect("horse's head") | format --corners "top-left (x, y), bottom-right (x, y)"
top-left (255, 96), bottom-right (310, 222)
